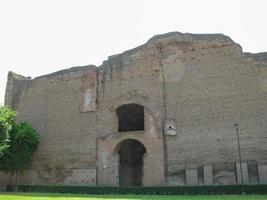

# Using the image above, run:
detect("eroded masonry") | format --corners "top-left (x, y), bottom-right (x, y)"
top-left (1, 32), bottom-right (267, 186)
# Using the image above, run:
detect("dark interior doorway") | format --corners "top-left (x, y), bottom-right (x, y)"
top-left (117, 104), bottom-right (144, 132)
top-left (117, 139), bottom-right (146, 186)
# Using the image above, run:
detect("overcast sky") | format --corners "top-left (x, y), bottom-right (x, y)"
top-left (1, 0), bottom-right (267, 104)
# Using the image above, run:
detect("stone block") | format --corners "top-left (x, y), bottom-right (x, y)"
top-left (203, 165), bottom-right (213, 185)
top-left (258, 164), bottom-right (267, 184)
top-left (236, 162), bottom-right (249, 184)
top-left (186, 169), bottom-right (198, 186)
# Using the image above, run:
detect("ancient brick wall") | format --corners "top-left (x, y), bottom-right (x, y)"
top-left (2, 32), bottom-right (267, 186)
top-left (151, 33), bottom-right (267, 185)
top-left (4, 66), bottom-right (98, 185)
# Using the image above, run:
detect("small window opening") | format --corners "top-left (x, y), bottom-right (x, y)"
top-left (117, 104), bottom-right (144, 132)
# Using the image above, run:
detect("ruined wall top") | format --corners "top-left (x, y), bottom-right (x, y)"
top-left (5, 31), bottom-right (267, 106)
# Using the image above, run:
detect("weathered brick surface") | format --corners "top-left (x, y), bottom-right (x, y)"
top-left (2, 32), bottom-right (267, 186)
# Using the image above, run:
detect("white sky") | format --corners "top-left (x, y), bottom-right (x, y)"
top-left (1, 0), bottom-right (267, 104)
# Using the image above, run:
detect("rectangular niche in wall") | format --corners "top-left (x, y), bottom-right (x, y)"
top-left (80, 67), bottom-right (97, 112)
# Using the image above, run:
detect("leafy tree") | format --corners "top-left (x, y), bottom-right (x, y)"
top-left (0, 106), bottom-right (16, 144)
top-left (0, 106), bottom-right (16, 159)
top-left (0, 106), bottom-right (39, 189)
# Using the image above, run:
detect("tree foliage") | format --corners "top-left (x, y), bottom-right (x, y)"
top-left (0, 106), bottom-right (16, 145)
top-left (0, 106), bottom-right (39, 180)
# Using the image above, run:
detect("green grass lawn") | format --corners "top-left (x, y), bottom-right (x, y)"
top-left (0, 193), bottom-right (267, 200)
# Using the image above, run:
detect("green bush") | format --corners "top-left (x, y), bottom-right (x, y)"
top-left (6, 184), bottom-right (267, 195)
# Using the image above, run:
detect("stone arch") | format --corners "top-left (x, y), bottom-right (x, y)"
top-left (114, 139), bottom-right (147, 186)
top-left (96, 98), bottom-right (165, 186)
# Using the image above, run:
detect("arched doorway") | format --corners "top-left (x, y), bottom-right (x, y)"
top-left (115, 139), bottom-right (146, 186)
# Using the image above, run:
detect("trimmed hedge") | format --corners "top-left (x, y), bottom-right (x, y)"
top-left (6, 184), bottom-right (267, 195)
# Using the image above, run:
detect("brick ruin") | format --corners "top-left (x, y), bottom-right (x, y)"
top-left (1, 32), bottom-right (267, 187)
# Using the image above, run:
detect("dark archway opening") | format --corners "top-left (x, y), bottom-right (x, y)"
top-left (117, 104), bottom-right (144, 132)
top-left (116, 139), bottom-right (146, 186)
